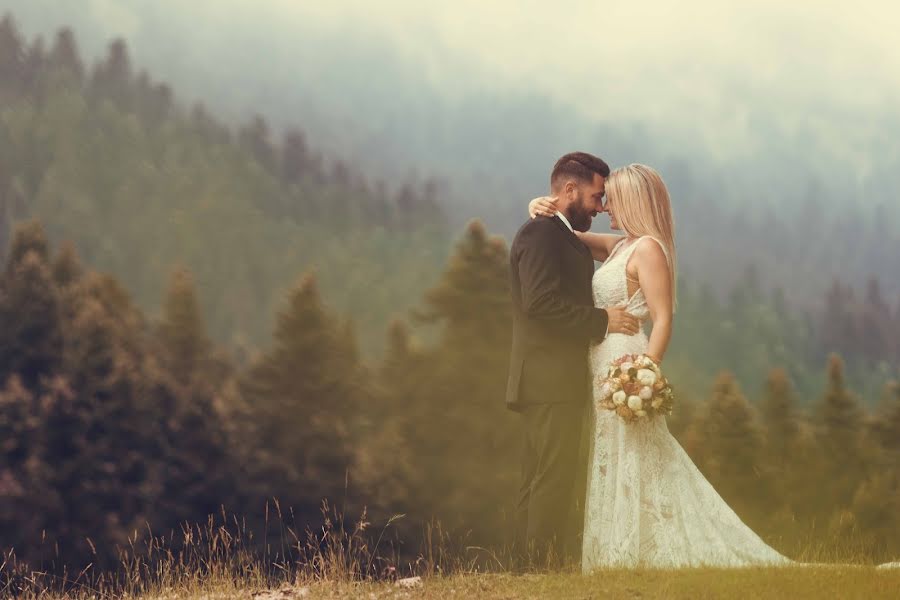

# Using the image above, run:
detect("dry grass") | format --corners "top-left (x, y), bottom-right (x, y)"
top-left (3, 503), bottom-right (899, 599)
top-left (17, 568), bottom-right (899, 600)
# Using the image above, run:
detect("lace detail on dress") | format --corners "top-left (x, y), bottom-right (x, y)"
top-left (581, 236), bottom-right (791, 570)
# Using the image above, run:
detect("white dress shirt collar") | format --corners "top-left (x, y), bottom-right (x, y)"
top-left (555, 211), bottom-right (574, 233)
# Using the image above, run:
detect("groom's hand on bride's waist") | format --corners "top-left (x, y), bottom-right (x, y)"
top-left (606, 306), bottom-right (640, 336)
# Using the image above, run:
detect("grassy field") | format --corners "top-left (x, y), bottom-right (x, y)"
top-left (67, 567), bottom-right (895, 600)
top-left (5, 510), bottom-right (898, 599)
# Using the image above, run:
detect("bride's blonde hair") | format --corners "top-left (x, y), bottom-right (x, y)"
top-left (606, 163), bottom-right (677, 310)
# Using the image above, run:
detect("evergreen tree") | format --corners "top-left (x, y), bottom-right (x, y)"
top-left (0, 248), bottom-right (63, 390)
top-left (3, 219), bottom-right (51, 278)
top-left (281, 128), bottom-right (317, 184)
top-left (47, 27), bottom-right (83, 83)
top-left (816, 354), bottom-right (867, 511)
top-left (90, 38), bottom-right (133, 109)
top-left (142, 353), bottom-right (239, 533)
top-left (0, 374), bottom-right (62, 563)
top-left (239, 114), bottom-right (277, 174)
top-left (22, 35), bottom-right (47, 100)
top-left (821, 279), bottom-right (857, 361)
top-left (861, 277), bottom-right (891, 363)
top-left (758, 367), bottom-right (812, 530)
top-left (872, 380), bottom-right (900, 458)
top-left (51, 239), bottom-right (84, 288)
top-left (156, 266), bottom-right (211, 387)
top-left (239, 272), bottom-right (360, 521)
top-left (0, 14), bottom-right (24, 94)
top-left (760, 367), bottom-right (799, 464)
top-left (47, 292), bottom-right (156, 569)
top-left (133, 71), bottom-right (172, 125)
top-left (818, 354), bottom-right (863, 455)
top-left (356, 319), bottom-right (425, 527)
top-left (689, 372), bottom-right (766, 524)
top-left (405, 220), bottom-right (517, 544)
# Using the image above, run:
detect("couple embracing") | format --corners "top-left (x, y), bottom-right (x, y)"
top-left (506, 152), bottom-right (791, 572)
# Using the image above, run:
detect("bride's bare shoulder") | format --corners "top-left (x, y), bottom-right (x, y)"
top-left (630, 237), bottom-right (671, 273)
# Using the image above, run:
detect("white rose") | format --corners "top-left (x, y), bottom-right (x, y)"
top-left (612, 390), bottom-right (627, 406)
top-left (651, 397), bottom-right (664, 409)
top-left (636, 369), bottom-right (657, 387)
top-left (627, 395), bottom-right (643, 411)
top-left (639, 386), bottom-right (653, 401)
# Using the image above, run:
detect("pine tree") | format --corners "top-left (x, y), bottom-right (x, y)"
top-left (404, 220), bottom-right (517, 544)
top-left (239, 272), bottom-right (360, 520)
top-left (822, 279), bottom-right (857, 362)
top-left (0, 249), bottom-right (63, 390)
top-left (239, 115), bottom-right (277, 174)
top-left (3, 219), bottom-right (51, 279)
top-left (156, 266), bottom-right (211, 387)
top-left (22, 34), bottom-right (47, 100)
top-left (48, 27), bottom-right (84, 83)
top-left (90, 38), bottom-right (133, 109)
top-left (857, 381), bottom-right (900, 557)
top-left (61, 272), bottom-right (147, 396)
top-left (861, 278), bottom-right (891, 363)
top-left (0, 14), bottom-right (24, 94)
top-left (281, 128), bottom-right (315, 184)
top-left (817, 354), bottom-right (867, 510)
top-left (758, 367), bottom-right (809, 524)
top-left (873, 380), bottom-right (900, 458)
top-left (0, 374), bottom-right (61, 562)
top-left (819, 354), bottom-right (863, 454)
top-left (356, 319), bottom-right (425, 524)
top-left (51, 239), bottom-right (85, 288)
top-left (142, 353), bottom-right (239, 532)
top-left (47, 291), bottom-right (157, 569)
top-left (690, 371), bottom-right (766, 523)
top-left (760, 367), bottom-right (799, 463)
top-left (190, 101), bottom-right (231, 145)
top-left (134, 70), bottom-right (173, 127)
top-left (415, 220), bottom-right (511, 346)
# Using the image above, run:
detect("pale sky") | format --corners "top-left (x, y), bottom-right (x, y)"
top-left (37, 0), bottom-right (895, 167)
top-left (284, 0), bottom-right (900, 119)
top-left (74, 0), bottom-right (900, 124)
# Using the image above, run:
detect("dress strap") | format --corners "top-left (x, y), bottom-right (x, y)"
top-left (605, 237), bottom-right (630, 262)
top-left (612, 236), bottom-right (644, 262)
top-left (618, 236), bottom-right (671, 283)
top-left (624, 235), bottom-right (670, 262)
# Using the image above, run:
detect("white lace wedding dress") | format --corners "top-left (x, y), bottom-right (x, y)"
top-left (582, 236), bottom-right (792, 571)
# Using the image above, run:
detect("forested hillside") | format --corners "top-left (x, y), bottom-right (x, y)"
top-left (1, 13), bottom-right (899, 586)
top-left (0, 15), bottom-right (449, 357)
top-left (2, 0), bottom-right (897, 308)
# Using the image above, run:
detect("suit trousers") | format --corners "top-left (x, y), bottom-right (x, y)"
top-left (514, 399), bottom-right (589, 563)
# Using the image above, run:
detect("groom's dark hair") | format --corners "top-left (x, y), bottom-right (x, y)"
top-left (551, 152), bottom-right (610, 190)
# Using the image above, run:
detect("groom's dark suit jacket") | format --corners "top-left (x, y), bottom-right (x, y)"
top-left (506, 215), bottom-right (610, 411)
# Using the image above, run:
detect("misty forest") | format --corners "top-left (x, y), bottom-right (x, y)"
top-left (1, 2), bottom-right (900, 593)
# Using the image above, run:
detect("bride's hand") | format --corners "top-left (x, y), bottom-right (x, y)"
top-left (528, 196), bottom-right (558, 218)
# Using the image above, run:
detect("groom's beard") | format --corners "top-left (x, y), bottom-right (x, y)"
top-left (570, 208), bottom-right (593, 232)
top-left (567, 191), bottom-right (594, 231)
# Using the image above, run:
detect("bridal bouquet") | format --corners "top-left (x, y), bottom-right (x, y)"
top-left (596, 354), bottom-right (675, 423)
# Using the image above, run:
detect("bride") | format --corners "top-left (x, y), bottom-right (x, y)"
top-left (528, 164), bottom-right (793, 571)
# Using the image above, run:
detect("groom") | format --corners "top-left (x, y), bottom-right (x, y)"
top-left (507, 151), bottom-right (640, 565)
